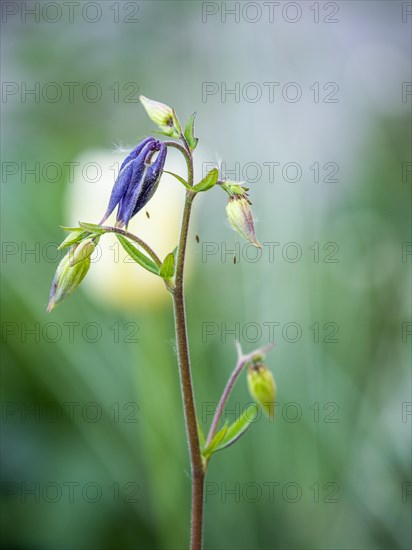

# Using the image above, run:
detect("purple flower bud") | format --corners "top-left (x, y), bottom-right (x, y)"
top-left (100, 138), bottom-right (167, 228)
top-left (119, 136), bottom-right (154, 172)
top-left (131, 142), bottom-right (167, 218)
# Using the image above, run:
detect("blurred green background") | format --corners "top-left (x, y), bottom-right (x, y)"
top-left (1, 1), bottom-right (411, 549)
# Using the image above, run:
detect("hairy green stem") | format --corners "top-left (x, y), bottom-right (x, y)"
top-left (164, 140), bottom-right (192, 181)
top-left (169, 140), bottom-right (205, 550)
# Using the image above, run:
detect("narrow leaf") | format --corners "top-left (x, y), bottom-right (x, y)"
top-left (60, 225), bottom-right (82, 232)
top-left (193, 168), bottom-right (218, 193)
top-left (215, 404), bottom-right (259, 452)
top-left (116, 235), bottom-right (160, 276)
top-left (197, 420), bottom-right (206, 452)
top-left (79, 222), bottom-right (107, 235)
top-left (202, 422), bottom-right (229, 459)
top-left (164, 170), bottom-right (190, 189)
top-left (159, 252), bottom-right (175, 279)
top-left (184, 112), bottom-right (199, 151)
top-left (58, 230), bottom-right (89, 250)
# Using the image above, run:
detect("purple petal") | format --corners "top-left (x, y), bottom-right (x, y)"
top-left (100, 138), bottom-right (156, 225)
top-left (115, 142), bottom-right (157, 226)
top-left (131, 143), bottom-right (167, 218)
top-left (119, 137), bottom-right (155, 172)
top-left (99, 161), bottom-right (134, 225)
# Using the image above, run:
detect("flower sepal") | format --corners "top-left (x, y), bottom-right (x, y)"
top-left (47, 250), bottom-right (91, 313)
top-left (69, 238), bottom-right (97, 266)
top-left (226, 193), bottom-right (261, 248)
top-left (247, 360), bottom-right (276, 419)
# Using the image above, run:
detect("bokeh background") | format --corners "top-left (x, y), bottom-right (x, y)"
top-left (1, 1), bottom-right (411, 549)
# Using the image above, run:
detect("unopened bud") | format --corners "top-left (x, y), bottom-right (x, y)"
top-left (247, 361), bottom-right (276, 419)
top-left (140, 95), bottom-right (182, 138)
top-left (47, 250), bottom-right (91, 312)
top-left (226, 195), bottom-right (261, 248)
top-left (69, 239), bottom-right (96, 266)
top-left (100, 138), bottom-right (167, 228)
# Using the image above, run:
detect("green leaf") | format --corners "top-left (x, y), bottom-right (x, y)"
top-left (58, 230), bottom-right (89, 250)
top-left (164, 170), bottom-right (190, 189)
top-left (202, 422), bottom-right (229, 459)
top-left (184, 112), bottom-right (199, 151)
top-left (60, 225), bottom-right (82, 232)
top-left (79, 222), bottom-right (107, 235)
top-left (197, 420), bottom-right (206, 452)
top-left (159, 252), bottom-right (175, 280)
top-left (193, 168), bottom-right (218, 193)
top-left (116, 235), bottom-right (160, 276)
top-left (215, 404), bottom-right (259, 452)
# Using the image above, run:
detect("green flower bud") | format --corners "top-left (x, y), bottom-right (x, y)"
top-left (47, 250), bottom-right (91, 312)
top-left (247, 361), bottom-right (276, 419)
top-left (140, 95), bottom-right (182, 138)
top-left (226, 194), bottom-right (261, 248)
top-left (69, 238), bottom-right (96, 266)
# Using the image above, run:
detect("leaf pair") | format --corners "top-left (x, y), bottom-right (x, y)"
top-left (199, 404), bottom-right (259, 461)
top-left (63, 223), bottom-right (176, 281)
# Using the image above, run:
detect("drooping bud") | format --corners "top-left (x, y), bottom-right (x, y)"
top-left (247, 360), bottom-right (276, 419)
top-left (100, 138), bottom-right (156, 225)
top-left (130, 142), bottom-right (167, 218)
top-left (47, 250), bottom-right (91, 312)
top-left (226, 194), bottom-right (261, 248)
top-left (117, 142), bottom-right (167, 227)
top-left (100, 138), bottom-right (167, 229)
top-left (139, 95), bottom-right (181, 138)
top-left (69, 238), bottom-right (96, 266)
top-left (119, 136), bottom-right (154, 172)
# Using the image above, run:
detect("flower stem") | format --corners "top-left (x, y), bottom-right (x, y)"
top-left (170, 142), bottom-right (204, 550)
top-left (206, 356), bottom-right (247, 447)
top-left (206, 343), bottom-right (275, 446)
